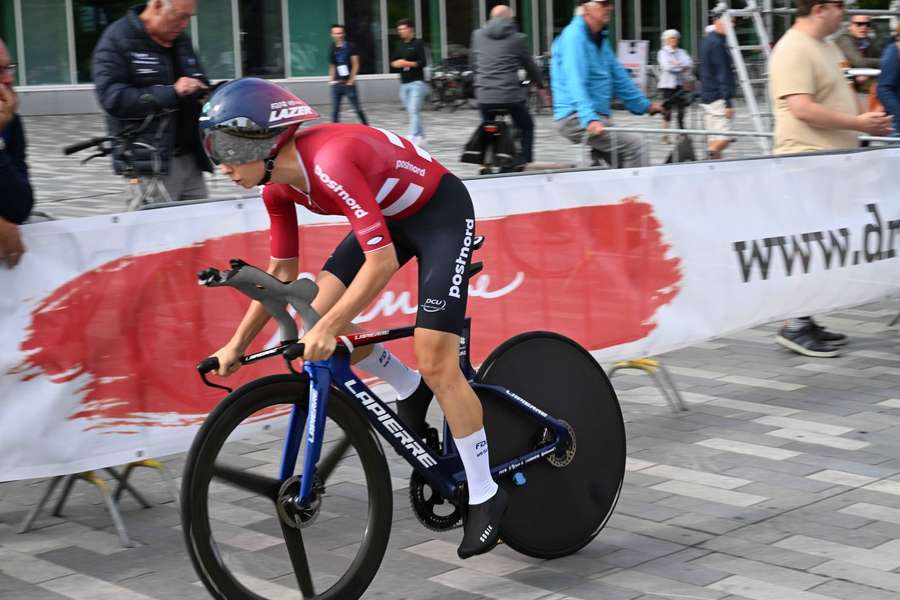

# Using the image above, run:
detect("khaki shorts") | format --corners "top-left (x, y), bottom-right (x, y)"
top-left (701, 99), bottom-right (732, 142)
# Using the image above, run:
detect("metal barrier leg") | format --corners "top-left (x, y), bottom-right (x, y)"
top-left (656, 363), bottom-right (687, 412)
top-left (81, 471), bottom-right (134, 548)
top-left (608, 358), bottom-right (687, 414)
top-left (107, 468), bottom-right (152, 509)
top-left (889, 311), bottom-right (899, 327)
top-left (51, 474), bottom-right (77, 516)
top-left (112, 459), bottom-right (177, 507)
top-left (18, 476), bottom-right (63, 533)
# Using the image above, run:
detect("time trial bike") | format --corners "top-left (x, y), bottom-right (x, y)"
top-left (181, 244), bottom-right (625, 600)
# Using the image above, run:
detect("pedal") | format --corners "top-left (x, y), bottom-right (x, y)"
top-left (472, 235), bottom-right (485, 251)
top-left (467, 261), bottom-right (483, 278)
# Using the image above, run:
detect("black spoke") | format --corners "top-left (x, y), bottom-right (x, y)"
top-left (280, 520), bottom-right (316, 598)
top-left (316, 435), bottom-right (352, 483)
top-left (212, 463), bottom-right (281, 501)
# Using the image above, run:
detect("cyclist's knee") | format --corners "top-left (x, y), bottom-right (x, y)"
top-left (414, 332), bottom-right (461, 390)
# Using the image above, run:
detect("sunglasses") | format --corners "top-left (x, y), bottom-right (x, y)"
top-left (851, 21), bottom-right (872, 27)
top-left (0, 63), bottom-right (17, 76)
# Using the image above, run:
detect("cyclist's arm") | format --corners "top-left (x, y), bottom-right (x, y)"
top-left (314, 246), bottom-right (398, 339)
top-left (306, 149), bottom-right (397, 341)
top-left (219, 186), bottom-right (301, 355)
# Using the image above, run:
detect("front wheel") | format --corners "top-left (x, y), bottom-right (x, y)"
top-left (476, 332), bottom-right (626, 559)
top-left (181, 374), bottom-right (393, 600)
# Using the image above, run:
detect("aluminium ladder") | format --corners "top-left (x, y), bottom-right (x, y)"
top-left (712, 1), bottom-right (772, 152)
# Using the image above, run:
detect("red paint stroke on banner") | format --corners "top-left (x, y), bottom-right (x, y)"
top-left (10, 197), bottom-right (680, 432)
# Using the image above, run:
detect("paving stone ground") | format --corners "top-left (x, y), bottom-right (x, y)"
top-left (2, 98), bottom-right (900, 599)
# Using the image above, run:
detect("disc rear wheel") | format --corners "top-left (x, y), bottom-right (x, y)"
top-left (476, 332), bottom-right (626, 559)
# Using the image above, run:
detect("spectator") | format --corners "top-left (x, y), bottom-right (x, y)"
top-left (551, 0), bottom-right (662, 169)
top-left (0, 37), bottom-right (32, 269)
top-left (835, 14), bottom-right (882, 94)
top-left (470, 4), bottom-right (548, 165)
top-left (699, 17), bottom-right (736, 159)
top-left (329, 24), bottom-right (368, 125)
top-left (657, 29), bottom-right (693, 142)
top-left (390, 19), bottom-right (428, 147)
top-left (876, 25), bottom-right (900, 133)
top-left (92, 0), bottom-right (211, 202)
top-left (769, 0), bottom-right (892, 358)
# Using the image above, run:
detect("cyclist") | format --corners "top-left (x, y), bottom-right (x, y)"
top-left (200, 77), bottom-right (507, 559)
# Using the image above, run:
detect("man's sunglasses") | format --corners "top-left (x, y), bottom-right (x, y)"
top-left (851, 21), bottom-right (872, 27)
top-left (0, 63), bottom-right (17, 76)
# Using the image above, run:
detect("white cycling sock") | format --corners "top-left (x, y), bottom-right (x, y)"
top-left (454, 428), bottom-right (498, 505)
top-left (355, 343), bottom-right (421, 399)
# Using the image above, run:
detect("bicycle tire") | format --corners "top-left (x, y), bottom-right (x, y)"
top-left (476, 332), bottom-right (625, 559)
top-left (182, 374), bottom-right (393, 600)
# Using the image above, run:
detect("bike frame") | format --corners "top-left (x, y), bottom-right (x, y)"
top-left (283, 318), bottom-right (573, 507)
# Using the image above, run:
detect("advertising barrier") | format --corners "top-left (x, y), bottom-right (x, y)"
top-left (1, 149), bottom-right (899, 480)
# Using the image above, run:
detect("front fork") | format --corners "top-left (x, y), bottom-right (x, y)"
top-left (279, 362), bottom-right (332, 508)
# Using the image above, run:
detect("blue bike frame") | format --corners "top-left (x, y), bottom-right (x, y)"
top-left (281, 318), bottom-right (573, 507)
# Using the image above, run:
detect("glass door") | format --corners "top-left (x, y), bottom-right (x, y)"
top-left (239, 0), bottom-right (284, 78)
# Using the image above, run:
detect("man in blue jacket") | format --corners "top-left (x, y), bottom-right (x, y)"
top-left (0, 37), bottom-right (32, 268)
top-left (92, 0), bottom-right (211, 202)
top-left (552, 0), bottom-right (662, 168)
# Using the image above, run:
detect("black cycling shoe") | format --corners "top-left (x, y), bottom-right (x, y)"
top-left (457, 487), bottom-right (508, 559)
top-left (396, 377), bottom-right (433, 439)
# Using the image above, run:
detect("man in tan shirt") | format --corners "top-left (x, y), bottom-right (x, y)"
top-left (768, 0), bottom-right (892, 357)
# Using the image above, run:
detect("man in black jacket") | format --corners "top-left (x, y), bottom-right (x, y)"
top-left (390, 19), bottom-right (428, 147)
top-left (470, 4), bottom-right (547, 165)
top-left (0, 37), bottom-right (32, 268)
top-left (92, 0), bottom-right (211, 202)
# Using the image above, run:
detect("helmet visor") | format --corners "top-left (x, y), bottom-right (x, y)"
top-left (201, 122), bottom-right (280, 166)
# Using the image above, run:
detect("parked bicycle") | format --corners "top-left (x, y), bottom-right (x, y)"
top-left (63, 100), bottom-right (172, 211)
top-left (181, 243), bottom-right (626, 600)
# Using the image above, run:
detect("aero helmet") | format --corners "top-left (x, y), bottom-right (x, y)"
top-left (199, 78), bottom-right (320, 168)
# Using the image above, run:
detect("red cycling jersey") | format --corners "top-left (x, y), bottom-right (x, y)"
top-left (262, 123), bottom-right (450, 258)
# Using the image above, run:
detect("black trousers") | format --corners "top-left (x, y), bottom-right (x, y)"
top-left (331, 82), bottom-right (368, 125)
top-left (479, 101), bottom-right (534, 164)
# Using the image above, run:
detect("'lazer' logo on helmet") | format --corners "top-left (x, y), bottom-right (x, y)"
top-left (269, 105), bottom-right (314, 122)
top-left (314, 164), bottom-right (368, 218)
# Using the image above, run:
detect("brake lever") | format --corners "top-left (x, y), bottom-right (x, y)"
top-left (197, 356), bottom-right (233, 393)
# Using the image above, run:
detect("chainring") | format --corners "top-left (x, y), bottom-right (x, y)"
top-left (408, 470), bottom-right (462, 532)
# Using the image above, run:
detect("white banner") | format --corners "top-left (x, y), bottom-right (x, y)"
top-left (1, 149), bottom-right (899, 480)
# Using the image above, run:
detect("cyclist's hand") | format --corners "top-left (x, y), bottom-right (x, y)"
top-left (211, 345), bottom-right (242, 377)
top-left (175, 77), bottom-right (208, 97)
top-left (725, 107), bottom-right (735, 119)
top-left (0, 217), bottom-right (24, 269)
top-left (856, 112), bottom-right (894, 136)
top-left (0, 84), bottom-right (17, 131)
top-left (301, 325), bottom-right (337, 362)
top-left (586, 120), bottom-right (604, 136)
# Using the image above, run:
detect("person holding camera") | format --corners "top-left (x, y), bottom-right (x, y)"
top-left (92, 0), bottom-right (211, 202)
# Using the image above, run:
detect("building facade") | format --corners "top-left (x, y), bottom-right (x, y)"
top-left (0, 1), bottom-right (726, 88)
